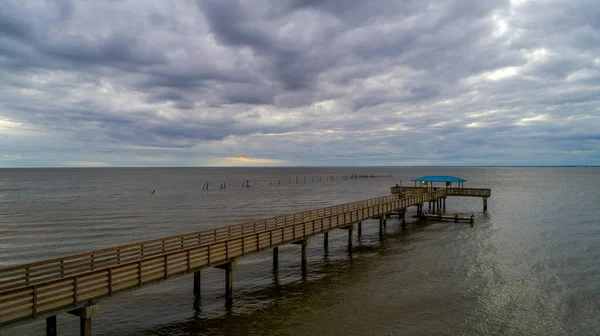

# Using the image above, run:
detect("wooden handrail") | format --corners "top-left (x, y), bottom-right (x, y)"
top-left (0, 194), bottom-right (399, 289)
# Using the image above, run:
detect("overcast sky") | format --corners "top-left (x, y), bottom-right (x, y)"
top-left (0, 0), bottom-right (598, 167)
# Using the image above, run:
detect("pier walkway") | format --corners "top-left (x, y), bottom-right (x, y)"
top-left (1, 186), bottom-right (490, 335)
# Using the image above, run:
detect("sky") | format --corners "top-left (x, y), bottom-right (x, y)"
top-left (0, 0), bottom-right (599, 167)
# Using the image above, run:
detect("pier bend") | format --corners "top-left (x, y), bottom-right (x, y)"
top-left (1, 180), bottom-right (490, 336)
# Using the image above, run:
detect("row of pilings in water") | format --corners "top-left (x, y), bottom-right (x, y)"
top-left (192, 174), bottom-right (394, 191)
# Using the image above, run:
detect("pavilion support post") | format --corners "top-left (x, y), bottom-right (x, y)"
top-left (46, 315), bottom-right (57, 336)
top-left (443, 197), bottom-right (446, 211)
top-left (193, 271), bottom-right (201, 298)
top-left (357, 222), bottom-right (362, 236)
top-left (428, 202), bottom-right (431, 213)
top-left (432, 200), bottom-right (436, 213)
top-left (323, 232), bottom-right (329, 250)
top-left (273, 247), bottom-right (279, 269)
top-left (379, 218), bottom-right (384, 237)
top-left (483, 197), bottom-right (488, 212)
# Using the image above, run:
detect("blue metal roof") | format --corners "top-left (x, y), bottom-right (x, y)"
top-left (411, 176), bottom-right (467, 183)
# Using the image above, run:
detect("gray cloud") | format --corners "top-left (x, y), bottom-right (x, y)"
top-left (0, 0), bottom-right (598, 167)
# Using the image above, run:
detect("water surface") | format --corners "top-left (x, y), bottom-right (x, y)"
top-left (1, 167), bottom-right (598, 335)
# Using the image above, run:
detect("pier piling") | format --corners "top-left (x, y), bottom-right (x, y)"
top-left (301, 240), bottom-right (308, 271)
top-left (216, 261), bottom-right (237, 306)
top-left (193, 271), bottom-right (201, 298)
top-left (273, 247), bottom-right (279, 269)
top-left (67, 303), bottom-right (98, 336)
top-left (46, 315), bottom-right (57, 336)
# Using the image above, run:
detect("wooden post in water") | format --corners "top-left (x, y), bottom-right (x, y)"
top-left (401, 210), bottom-right (406, 228)
top-left (443, 197), bottom-right (446, 211)
top-left (80, 317), bottom-right (91, 336)
top-left (193, 271), bottom-right (201, 298)
top-left (46, 315), bottom-right (57, 336)
top-left (273, 247), bottom-right (279, 269)
top-left (379, 217), bottom-right (384, 237)
top-left (357, 221), bottom-right (362, 236)
top-left (301, 239), bottom-right (308, 271)
top-left (341, 225), bottom-right (353, 252)
top-left (483, 197), bottom-right (488, 212)
top-left (68, 303), bottom-right (98, 336)
top-left (323, 232), bottom-right (329, 250)
top-left (216, 261), bottom-right (237, 306)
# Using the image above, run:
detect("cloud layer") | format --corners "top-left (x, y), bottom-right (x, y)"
top-left (1, 0), bottom-right (598, 166)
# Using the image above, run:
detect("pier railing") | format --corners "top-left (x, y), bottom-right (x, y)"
top-left (445, 188), bottom-right (490, 197)
top-left (0, 190), bottom-right (446, 326)
top-left (391, 186), bottom-right (490, 198)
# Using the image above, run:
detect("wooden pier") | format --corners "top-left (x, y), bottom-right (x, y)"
top-left (0, 183), bottom-right (490, 335)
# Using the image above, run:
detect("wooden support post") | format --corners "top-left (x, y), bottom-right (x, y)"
top-left (323, 232), bottom-right (329, 250)
top-left (301, 239), bottom-right (308, 271)
top-left (443, 197), bottom-right (446, 211)
top-left (193, 271), bottom-right (201, 298)
top-left (80, 317), bottom-right (91, 336)
top-left (401, 211), bottom-right (406, 228)
top-left (383, 217), bottom-right (387, 228)
top-left (216, 261), bottom-right (238, 306)
top-left (347, 226), bottom-right (353, 251)
top-left (225, 265), bottom-right (233, 306)
top-left (46, 315), bottom-right (57, 336)
top-left (483, 197), bottom-right (488, 212)
top-left (68, 303), bottom-right (98, 336)
top-left (428, 202), bottom-right (431, 212)
top-left (357, 222), bottom-right (362, 236)
top-left (454, 213), bottom-right (459, 223)
top-left (273, 247), bottom-right (279, 269)
top-left (379, 218), bottom-right (384, 237)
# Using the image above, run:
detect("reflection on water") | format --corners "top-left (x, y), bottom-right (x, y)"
top-left (1, 167), bottom-right (599, 335)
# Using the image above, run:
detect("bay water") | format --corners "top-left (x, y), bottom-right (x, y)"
top-left (1, 167), bottom-right (598, 335)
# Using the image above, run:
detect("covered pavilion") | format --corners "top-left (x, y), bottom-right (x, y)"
top-left (411, 176), bottom-right (466, 190)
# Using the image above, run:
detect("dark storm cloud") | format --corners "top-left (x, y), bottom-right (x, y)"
top-left (0, 0), bottom-right (599, 166)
